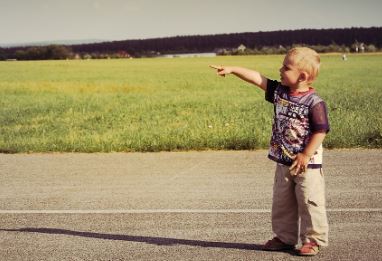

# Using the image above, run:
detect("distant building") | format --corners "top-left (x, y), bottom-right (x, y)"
top-left (215, 48), bottom-right (229, 55)
top-left (237, 44), bottom-right (246, 52)
top-left (360, 43), bottom-right (365, 53)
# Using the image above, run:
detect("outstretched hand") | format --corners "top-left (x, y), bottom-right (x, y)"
top-left (209, 65), bottom-right (232, 77)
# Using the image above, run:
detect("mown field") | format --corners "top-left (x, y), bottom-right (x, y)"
top-left (0, 54), bottom-right (381, 153)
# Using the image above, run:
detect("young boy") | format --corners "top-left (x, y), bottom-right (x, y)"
top-left (210, 47), bottom-right (329, 256)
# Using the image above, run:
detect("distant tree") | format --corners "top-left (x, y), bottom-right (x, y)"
top-left (3, 27), bottom-right (382, 59)
top-left (45, 45), bottom-right (72, 59)
top-left (12, 45), bottom-right (72, 60)
top-left (15, 50), bottom-right (28, 60)
top-left (367, 44), bottom-right (377, 52)
top-left (0, 48), bottom-right (6, 60)
top-left (83, 53), bottom-right (92, 59)
top-left (260, 46), bottom-right (274, 55)
top-left (25, 47), bottom-right (46, 60)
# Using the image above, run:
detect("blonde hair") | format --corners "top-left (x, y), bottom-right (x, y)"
top-left (287, 47), bottom-right (320, 84)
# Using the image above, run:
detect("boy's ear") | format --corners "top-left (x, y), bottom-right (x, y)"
top-left (298, 72), bottom-right (309, 82)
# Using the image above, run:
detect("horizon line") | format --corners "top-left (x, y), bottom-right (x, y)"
top-left (1, 26), bottom-right (381, 48)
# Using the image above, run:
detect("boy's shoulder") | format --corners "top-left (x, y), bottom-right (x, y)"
top-left (266, 78), bottom-right (327, 108)
top-left (307, 88), bottom-right (329, 111)
top-left (265, 79), bottom-right (288, 102)
top-left (300, 90), bottom-right (324, 108)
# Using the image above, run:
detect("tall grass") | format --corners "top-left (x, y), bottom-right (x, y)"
top-left (0, 54), bottom-right (381, 152)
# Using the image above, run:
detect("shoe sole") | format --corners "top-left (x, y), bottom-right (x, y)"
top-left (299, 252), bottom-right (319, 256)
top-left (298, 249), bottom-right (320, 256)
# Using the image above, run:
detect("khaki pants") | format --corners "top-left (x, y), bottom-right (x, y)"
top-left (272, 164), bottom-right (329, 246)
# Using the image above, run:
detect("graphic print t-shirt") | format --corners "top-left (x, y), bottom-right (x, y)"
top-left (265, 79), bottom-right (330, 168)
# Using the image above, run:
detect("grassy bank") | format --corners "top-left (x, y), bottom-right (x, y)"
top-left (0, 54), bottom-right (381, 152)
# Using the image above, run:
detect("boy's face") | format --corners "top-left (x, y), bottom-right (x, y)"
top-left (279, 55), bottom-right (303, 88)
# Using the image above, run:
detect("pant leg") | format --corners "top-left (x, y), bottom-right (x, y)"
top-left (271, 164), bottom-right (299, 245)
top-left (295, 168), bottom-right (329, 246)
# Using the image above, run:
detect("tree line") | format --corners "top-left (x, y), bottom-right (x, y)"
top-left (1, 27), bottom-right (381, 60)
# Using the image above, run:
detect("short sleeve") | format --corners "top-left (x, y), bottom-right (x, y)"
top-left (309, 101), bottom-right (330, 133)
top-left (265, 79), bottom-right (279, 103)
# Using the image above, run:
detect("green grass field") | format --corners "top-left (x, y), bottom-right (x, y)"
top-left (0, 54), bottom-right (381, 153)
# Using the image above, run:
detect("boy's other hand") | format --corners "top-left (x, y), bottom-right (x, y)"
top-left (289, 153), bottom-right (310, 176)
top-left (209, 65), bottom-right (232, 77)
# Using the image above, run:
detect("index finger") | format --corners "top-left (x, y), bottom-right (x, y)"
top-left (209, 65), bottom-right (222, 70)
top-left (289, 160), bottom-right (298, 171)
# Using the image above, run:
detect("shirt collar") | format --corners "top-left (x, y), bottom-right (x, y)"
top-left (289, 87), bottom-right (315, 97)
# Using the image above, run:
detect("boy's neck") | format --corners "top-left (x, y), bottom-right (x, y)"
top-left (288, 83), bottom-right (311, 93)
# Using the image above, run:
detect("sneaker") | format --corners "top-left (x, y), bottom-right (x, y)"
top-left (262, 237), bottom-right (295, 251)
top-left (298, 242), bottom-right (321, 256)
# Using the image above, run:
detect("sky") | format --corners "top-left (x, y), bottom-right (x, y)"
top-left (1, 0), bottom-right (382, 45)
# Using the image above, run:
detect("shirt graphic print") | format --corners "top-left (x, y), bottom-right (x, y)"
top-left (265, 79), bottom-right (330, 168)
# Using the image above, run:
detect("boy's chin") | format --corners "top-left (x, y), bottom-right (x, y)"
top-left (280, 79), bottom-right (292, 88)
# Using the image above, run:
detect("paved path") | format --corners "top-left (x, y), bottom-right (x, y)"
top-left (0, 150), bottom-right (381, 260)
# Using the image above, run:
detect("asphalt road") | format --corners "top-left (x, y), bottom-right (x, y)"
top-left (0, 149), bottom-right (381, 260)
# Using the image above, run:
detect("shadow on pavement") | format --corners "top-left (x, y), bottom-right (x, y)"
top-left (1, 227), bottom-right (265, 251)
